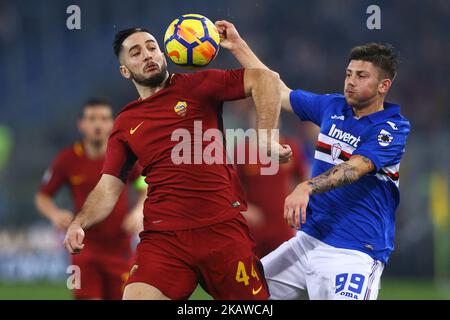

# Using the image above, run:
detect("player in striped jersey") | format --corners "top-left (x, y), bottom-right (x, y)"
top-left (216, 20), bottom-right (410, 300)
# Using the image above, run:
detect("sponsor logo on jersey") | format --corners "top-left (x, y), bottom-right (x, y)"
top-left (328, 124), bottom-right (361, 148)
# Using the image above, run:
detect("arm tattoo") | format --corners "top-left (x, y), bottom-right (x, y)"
top-left (307, 162), bottom-right (360, 195)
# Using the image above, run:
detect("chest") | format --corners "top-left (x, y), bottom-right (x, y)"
top-left (66, 159), bottom-right (103, 190)
top-left (315, 112), bottom-right (368, 166)
top-left (320, 110), bottom-right (368, 150)
top-left (123, 94), bottom-right (221, 159)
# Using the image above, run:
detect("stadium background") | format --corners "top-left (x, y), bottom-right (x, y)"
top-left (0, 0), bottom-right (449, 299)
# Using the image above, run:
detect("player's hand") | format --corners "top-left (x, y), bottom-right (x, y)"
top-left (278, 144), bottom-right (293, 164)
top-left (268, 140), bottom-right (293, 164)
top-left (258, 132), bottom-right (293, 164)
top-left (284, 182), bottom-right (312, 229)
top-left (50, 209), bottom-right (74, 230)
top-left (64, 221), bottom-right (85, 254)
top-left (241, 203), bottom-right (265, 228)
top-left (122, 211), bottom-right (144, 235)
top-left (215, 20), bottom-right (245, 51)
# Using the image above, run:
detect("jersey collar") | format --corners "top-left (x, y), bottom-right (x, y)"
top-left (367, 102), bottom-right (400, 123)
top-left (344, 102), bottom-right (400, 123)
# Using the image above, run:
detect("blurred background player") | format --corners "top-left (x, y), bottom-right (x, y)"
top-left (236, 109), bottom-right (308, 258)
top-left (35, 98), bottom-right (146, 300)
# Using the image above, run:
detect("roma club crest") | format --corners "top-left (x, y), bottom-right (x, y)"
top-left (331, 143), bottom-right (342, 161)
top-left (174, 101), bottom-right (188, 117)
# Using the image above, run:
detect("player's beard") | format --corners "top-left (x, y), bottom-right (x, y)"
top-left (132, 62), bottom-right (168, 88)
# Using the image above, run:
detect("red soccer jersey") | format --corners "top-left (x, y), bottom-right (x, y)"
top-left (40, 142), bottom-right (141, 253)
top-left (102, 69), bottom-right (248, 231)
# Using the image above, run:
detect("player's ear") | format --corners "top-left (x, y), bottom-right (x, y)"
top-left (119, 65), bottom-right (131, 79)
top-left (378, 78), bottom-right (392, 95)
top-left (76, 118), bottom-right (84, 133)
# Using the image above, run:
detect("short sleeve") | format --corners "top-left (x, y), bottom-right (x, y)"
top-left (39, 153), bottom-right (68, 196)
top-left (191, 69), bottom-right (246, 102)
top-left (353, 121), bottom-right (410, 172)
top-left (101, 121), bottom-right (138, 182)
top-left (289, 90), bottom-right (339, 126)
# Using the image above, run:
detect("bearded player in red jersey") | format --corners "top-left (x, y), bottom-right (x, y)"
top-left (35, 98), bottom-right (146, 300)
top-left (63, 27), bottom-right (291, 300)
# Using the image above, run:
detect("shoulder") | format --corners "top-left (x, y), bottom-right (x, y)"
top-left (111, 109), bottom-right (133, 134)
top-left (322, 93), bottom-right (347, 111)
top-left (116, 97), bottom-right (144, 117)
top-left (370, 112), bottom-right (411, 136)
top-left (362, 116), bottom-right (410, 149)
top-left (62, 143), bottom-right (82, 158)
top-left (51, 143), bottom-right (81, 167)
top-left (394, 113), bottom-right (411, 131)
top-left (326, 93), bottom-right (347, 110)
top-left (178, 69), bottom-right (244, 82)
top-left (316, 93), bottom-right (347, 116)
top-left (326, 93), bottom-right (346, 101)
top-left (290, 90), bottom-right (345, 105)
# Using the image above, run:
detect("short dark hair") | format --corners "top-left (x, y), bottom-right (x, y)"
top-left (349, 43), bottom-right (399, 80)
top-left (113, 27), bottom-right (151, 57)
top-left (80, 97), bottom-right (112, 118)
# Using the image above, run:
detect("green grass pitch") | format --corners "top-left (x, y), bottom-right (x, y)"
top-left (0, 278), bottom-right (449, 300)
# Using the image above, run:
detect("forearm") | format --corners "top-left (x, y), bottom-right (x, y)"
top-left (74, 181), bottom-right (122, 229)
top-left (35, 193), bottom-right (61, 220)
top-left (305, 162), bottom-right (361, 195)
top-left (300, 155), bottom-right (374, 195)
top-left (247, 70), bottom-right (281, 131)
top-left (232, 44), bottom-right (291, 114)
top-left (230, 40), bottom-right (269, 70)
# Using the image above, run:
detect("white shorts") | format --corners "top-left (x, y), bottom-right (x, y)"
top-left (261, 231), bottom-right (384, 300)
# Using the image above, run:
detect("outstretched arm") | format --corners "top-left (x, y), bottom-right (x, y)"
top-left (64, 174), bottom-right (125, 254)
top-left (215, 20), bottom-right (293, 112)
top-left (284, 155), bottom-right (375, 228)
top-left (243, 68), bottom-right (292, 163)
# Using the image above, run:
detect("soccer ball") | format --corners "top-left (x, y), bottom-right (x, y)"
top-left (164, 14), bottom-right (220, 67)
